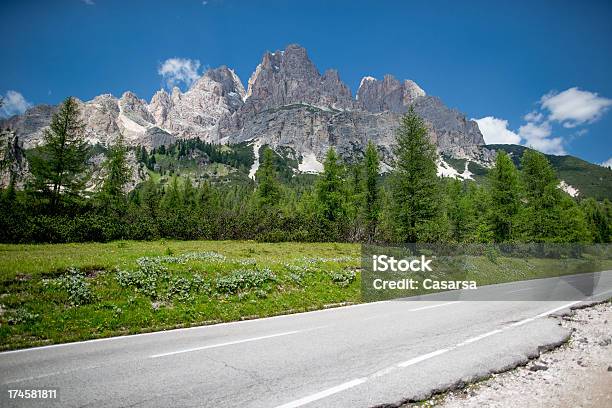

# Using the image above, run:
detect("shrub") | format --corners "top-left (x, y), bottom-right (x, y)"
top-left (116, 268), bottom-right (159, 297)
top-left (116, 258), bottom-right (167, 298)
top-left (55, 267), bottom-right (95, 305)
top-left (166, 276), bottom-right (192, 300)
top-left (329, 269), bottom-right (356, 287)
top-left (215, 268), bottom-right (276, 295)
top-left (166, 275), bottom-right (210, 301)
top-left (7, 308), bottom-right (40, 325)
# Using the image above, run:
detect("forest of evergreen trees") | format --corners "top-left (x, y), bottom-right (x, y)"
top-left (1, 97), bottom-right (610, 244)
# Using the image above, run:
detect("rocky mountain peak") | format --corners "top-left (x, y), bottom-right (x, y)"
top-left (357, 74), bottom-right (426, 113)
top-left (119, 91), bottom-right (154, 124)
top-left (320, 69), bottom-right (354, 109)
top-left (148, 89), bottom-right (172, 126)
top-left (412, 95), bottom-right (485, 148)
top-left (403, 79), bottom-right (426, 103)
top-left (243, 43), bottom-right (354, 113)
top-left (279, 44), bottom-right (319, 78)
top-left (1, 44), bottom-right (488, 170)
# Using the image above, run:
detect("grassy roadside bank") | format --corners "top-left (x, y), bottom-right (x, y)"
top-left (1, 241), bottom-right (610, 351)
top-left (0, 241), bottom-right (361, 350)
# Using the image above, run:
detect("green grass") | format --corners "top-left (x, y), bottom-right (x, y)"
top-left (0, 241), bottom-right (360, 350)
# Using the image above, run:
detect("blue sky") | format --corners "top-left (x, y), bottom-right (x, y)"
top-left (1, 0), bottom-right (611, 165)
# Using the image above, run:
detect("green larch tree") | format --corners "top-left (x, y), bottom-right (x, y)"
top-left (390, 107), bottom-right (443, 242)
top-left (28, 96), bottom-right (89, 207)
top-left (488, 151), bottom-right (521, 242)
top-left (362, 141), bottom-right (381, 242)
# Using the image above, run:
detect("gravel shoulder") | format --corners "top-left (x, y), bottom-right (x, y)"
top-left (418, 301), bottom-right (612, 408)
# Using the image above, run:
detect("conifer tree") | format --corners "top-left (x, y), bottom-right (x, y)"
top-left (29, 97), bottom-right (89, 206)
top-left (520, 149), bottom-right (590, 242)
top-left (363, 141), bottom-right (381, 242)
top-left (314, 148), bottom-right (347, 239)
top-left (255, 147), bottom-right (282, 209)
top-left (183, 177), bottom-right (197, 209)
top-left (489, 151), bottom-right (521, 242)
top-left (446, 179), bottom-right (479, 242)
top-left (100, 135), bottom-right (130, 205)
top-left (390, 107), bottom-right (443, 242)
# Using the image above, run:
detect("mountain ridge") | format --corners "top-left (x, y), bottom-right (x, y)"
top-left (0, 44), bottom-right (488, 165)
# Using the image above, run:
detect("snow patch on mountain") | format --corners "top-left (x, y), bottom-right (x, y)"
top-left (248, 139), bottom-right (262, 179)
top-left (380, 162), bottom-right (393, 174)
top-left (118, 112), bottom-right (146, 134)
top-left (298, 152), bottom-right (324, 173)
top-left (437, 159), bottom-right (461, 178)
top-left (437, 158), bottom-right (474, 180)
top-left (558, 180), bottom-right (579, 197)
top-left (461, 161), bottom-right (474, 180)
top-left (358, 76), bottom-right (377, 88)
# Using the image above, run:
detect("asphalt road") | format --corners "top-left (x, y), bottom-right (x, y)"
top-left (1, 271), bottom-right (612, 408)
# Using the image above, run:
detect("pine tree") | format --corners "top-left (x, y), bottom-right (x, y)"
top-left (100, 135), bottom-right (130, 205)
top-left (488, 151), bottom-right (521, 242)
top-left (314, 148), bottom-right (347, 239)
top-left (346, 161), bottom-right (364, 240)
top-left (520, 149), bottom-right (590, 242)
top-left (446, 179), bottom-right (480, 242)
top-left (255, 147), bottom-right (282, 209)
top-left (161, 176), bottom-right (182, 210)
top-left (390, 107), bottom-right (443, 242)
top-left (363, 141), bottom-right (381, 242)
top-left (28, 96), bottom-right (89, 207)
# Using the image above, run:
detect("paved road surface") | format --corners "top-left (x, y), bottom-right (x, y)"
top-left (1, 271), bottom-right (612, 408)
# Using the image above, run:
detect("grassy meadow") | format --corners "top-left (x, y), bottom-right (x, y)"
top-left (0, 241), bottom-right (360, 350)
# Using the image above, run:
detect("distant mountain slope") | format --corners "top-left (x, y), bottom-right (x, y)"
top-left (487, 144), bottom-right (612, 201)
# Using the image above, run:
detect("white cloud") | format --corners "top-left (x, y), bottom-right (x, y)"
top-left (518, 121), bottom-right (566, 155)
top-left (541, 87), bottom-right (612, 128)
top-left (601, 157), bottom-right (612, 168)
top-left (523, 136), bottom-right (566, 155)
top-left (524, 110), bottom-right (544, 123)
top-left (478, 86), bottom-right (611, 156)
top-left (518, 121), bottom-right (552, 140)
top-left (0, 90), bottom-right (31, 118)
top-left (158, 58), bottom-right (201, 90)
top-left (473, 116), bottom-right (521, 144)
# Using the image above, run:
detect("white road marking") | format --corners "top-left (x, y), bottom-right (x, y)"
top-left (506, 287), bottom-right (535, 294)
top-left (407, 301), bottom-right (461, 311)
top-left (510, 300), bottom-right (581, 327)
top-left (274, 378), bottom-right (367, 408)
top-left (397, 348), bottom-right (452, 367)
top-left (457, 329), bottom-right (504, 346)
top-left (363, 301), bottom-right (462, 321)
top-left (150, 330), bottom-right (303, 358)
